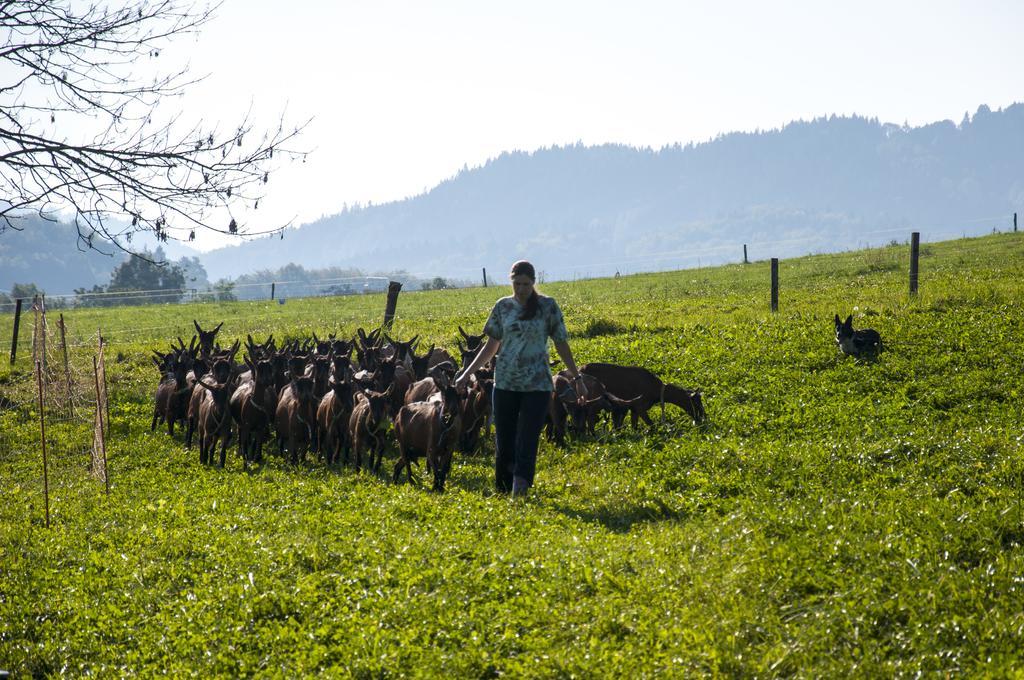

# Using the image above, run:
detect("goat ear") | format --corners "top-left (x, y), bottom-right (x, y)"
top-left (834, 314), bottom-right (841, 326)
top-left (194, 320), bottom-right (202, 333)
top-left (458, 325), bottom-right (470, 340)
top-left (844, 315), bottom-right (853, 329)
top-left (214, 322), bottom-right (223, 333)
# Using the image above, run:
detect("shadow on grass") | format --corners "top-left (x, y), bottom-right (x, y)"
top-left (545, 496), bottom-right (687, 534)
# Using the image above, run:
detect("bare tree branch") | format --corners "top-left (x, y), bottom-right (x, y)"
top-left (0, 0), bottom-right (309, 253)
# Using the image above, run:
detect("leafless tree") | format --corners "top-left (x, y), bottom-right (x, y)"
top-left (0, 0), bottom-right (307, 254)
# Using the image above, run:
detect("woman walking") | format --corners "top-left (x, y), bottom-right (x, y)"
top-left (455, 260), bottom-right (586, 496)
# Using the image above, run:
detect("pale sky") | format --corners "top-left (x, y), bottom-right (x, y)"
top-left (160, 0), bottom-right (1024, 250)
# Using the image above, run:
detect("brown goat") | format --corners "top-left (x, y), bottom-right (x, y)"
top-left (230, 357), bottom-right (277, 467)
top-left (393, 384), bottom-right (462, 491)
top-left (275, 376), bottom-right (318, 464)
top-left (580, 362), bottom-right (706, 426)
top-left (151, 350), bottom-right (192, 436)
top-left (347, 386), bottom-right (392, 472)
top-left (426, 347), bottom-right (455, 369)
top-left (183, 357), bottom-right (210, 449)
top-left (317, 378), bottom-right (354, 467)
top-left (459, 373), bottom-right (493, 454)
top-left (195, 378), bottom-right (235, 467)
top-left (193, 320), bottom-right (223, 357)
top-left (404, 377), bottom-right (442, 405)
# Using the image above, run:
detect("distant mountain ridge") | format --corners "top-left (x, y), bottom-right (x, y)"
top-left (4, 103), bottom-right (1022, 291)
top-left (200, 103), bottom-right (1024, 281)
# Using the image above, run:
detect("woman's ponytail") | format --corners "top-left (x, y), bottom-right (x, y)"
top-left (510, 260), bottom-right (540, 320)
top-left (520, 289), bottom-right (539, 320)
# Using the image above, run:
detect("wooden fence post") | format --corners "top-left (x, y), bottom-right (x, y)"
top-left (99, 331), bottom-right (109, 435)
top-left (1015, 212), bottom-right (1018, 232)
top-left (743, 244), bottom-right (749, 264)
top-left (770, 258), bottom-right (779, 312)
top-left (383, 281), bottom-right (402, 329)
top-left (36, 359), bottom-right (50, 528)
top-left (909, 232), bottom-right (920, 296)
top-left (59, 314), bottom-right (72, 411)
top-left (9, 298), bottom-right (22, 365)
top-left (270, 282), bottom-right (275, 301)
top-left (93, 355), bottom-right (109, 495)
top-left (482, 268), bottom-right (488, 287)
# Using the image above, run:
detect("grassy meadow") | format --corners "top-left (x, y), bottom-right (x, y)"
top-left (2, 233), bottom-right (1024, 676)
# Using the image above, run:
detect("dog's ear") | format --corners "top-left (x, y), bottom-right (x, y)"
top-left (834, 314), bottom-right (841, 327)
top-left (844, 315), bottom-right (853, 330)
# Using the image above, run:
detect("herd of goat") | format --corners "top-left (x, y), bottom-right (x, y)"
top-left (150, 322), bottom-right (707, 491)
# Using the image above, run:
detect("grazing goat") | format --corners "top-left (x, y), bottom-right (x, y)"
top-left (393, 385), bottom-right (462, 491)
top-left (317, 377), bottom-right (354, 466)
top-left (347, 386), bottom-right (392, 472)
top-left (580, 363), bottom-right (706, 426)
top-left (275, 376), bottom-right (317, 464)
top-left (834, 314), bottom-right (882, 357)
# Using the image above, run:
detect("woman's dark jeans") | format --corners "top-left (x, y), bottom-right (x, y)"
top-left (492, 388), bottom-right (550, 492)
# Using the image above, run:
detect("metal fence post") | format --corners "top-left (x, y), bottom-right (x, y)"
top-left (770, 258), bottom-right (779, 312)
top-left (909, 232), bottom-right (920, 296)
top-left (9, 298), bottom-right (22, 365)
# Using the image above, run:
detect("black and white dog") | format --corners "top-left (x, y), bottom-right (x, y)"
top-left (834, 314), bottom-right (882, 357)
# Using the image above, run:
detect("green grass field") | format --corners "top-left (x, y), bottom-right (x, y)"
top-left (2, 233), bottom-right (1024, 676)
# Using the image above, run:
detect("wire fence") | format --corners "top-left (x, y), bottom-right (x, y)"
top-left (0, 297), bottom-right (109, 527)
top-left (2, 212), bottom-right (1017, 314)
top-left (0, 276), bottom-right (392, 313)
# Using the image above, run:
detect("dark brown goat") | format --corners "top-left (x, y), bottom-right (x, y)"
top-left (393, 384), bottom-right (462, 491)
top-left (459, 373), bottom-right (493, 454)
top-left (230, 357), bottom-right (277, 467)
top-left (580, 362), bottom-right (706, 426)
top-left (404, 377), bottom-right (442, 405)
top-left (193, 320), bottom-right (223, 357)
top-left (348, 387), bottom-right (392, 472)
top-left (409, 343), bottom-right (434, 379)
top-left (316, 377), bottom-right (354, 466)
top-left (184, 358), bottom-right (211, 448)
top-left (458, 325), bottom-right (485, 352)
top-left (275, 376), bottom-right (317, 464)
top-left (195, 377), bottom-right (234, 467)
top-left (151, 351), bottom-right (192, 436)
top-left (427, 347), bottom-right (455, 369)
top-left (305, 355), bottom-right (332, 400)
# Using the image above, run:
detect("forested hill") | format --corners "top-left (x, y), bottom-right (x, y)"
top-left (4, 103), bottom-right (1023, 290)
top-left (201, 103), bottom-right (1024, 281)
